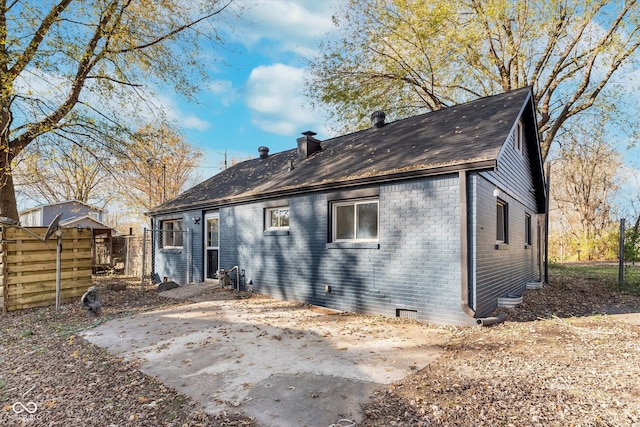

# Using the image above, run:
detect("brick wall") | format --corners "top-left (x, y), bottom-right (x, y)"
top-left (155, 154), bottom-right (541, 324)
top-left (157, 127), bottom-right (541, 324)
top-left (152, 211), bottom-right (202, 284)
top-left (219, 174), bottom-right (476, 326)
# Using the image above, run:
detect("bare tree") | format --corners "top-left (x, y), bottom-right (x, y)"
top-left (550, 118), bottom-right (621, 260)
top-left (0, 0), bottom-right (235, 219)
top-left (14, 138), bottom-right (115, 208)
top-left (307, 0), bottom-right (640, 160)
top-left (118, 123), bottom-right (203, 217)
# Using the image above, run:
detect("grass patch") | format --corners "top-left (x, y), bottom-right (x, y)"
top-left (549, 262), bottom-right (640, 295)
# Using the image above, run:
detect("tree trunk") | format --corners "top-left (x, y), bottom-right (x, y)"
top-left (0, 170), bottom-right (19, 220)
top-left (1, 91), bottom-right (19, 220)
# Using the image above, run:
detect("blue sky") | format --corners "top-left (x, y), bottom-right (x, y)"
top-left (156, 0), bottom-right (639, 216)
top-left (161, 0), bottom-right (340, 179)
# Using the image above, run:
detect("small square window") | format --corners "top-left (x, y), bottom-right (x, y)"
top-left (525, 213), bottom-right (532, 246)
top-left (266, 207), bottom-right (289, 230)
top-left (161, 219), bottom-right (183, 248)
top-left (496, 200), bottom-right (508, 244)
top-left (332, 199), bottom-right (378, 242)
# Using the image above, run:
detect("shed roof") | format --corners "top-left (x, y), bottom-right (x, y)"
top-left (19, 199), bottom-right (106, 215)
top-left (60, 215), bottom-right (115, 230)
top-left (149, 86), bottom-right (542, 215)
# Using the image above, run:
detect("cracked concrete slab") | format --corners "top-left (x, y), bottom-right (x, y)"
top-left (82, 291), bottom-right (450, 427)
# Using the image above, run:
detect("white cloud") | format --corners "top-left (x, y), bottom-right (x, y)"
top-left (155, 93), bottom-right (212, 131)
top-left (222, 0), bottom-right (337, 58)
top-left (245, 63), bottom-right (322, 136)
top-left (182, 115), bottom-right (212, 131)
top-left (207, 80), bottom-right (238, 107)
top-left (249, 0), bottom-right (335, 38)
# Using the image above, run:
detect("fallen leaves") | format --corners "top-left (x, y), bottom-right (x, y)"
top-left (359, 269), bottom-right (640, 426)
top-left (3, 269), bottom-right (639, 426)
top-left (0, 277), bottom-right (255, 427)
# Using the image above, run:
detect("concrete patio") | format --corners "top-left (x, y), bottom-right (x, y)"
top-left (82, 288), bottom-right (450, 426)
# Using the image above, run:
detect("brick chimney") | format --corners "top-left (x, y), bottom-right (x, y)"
top-left (296, 131), bottom-right (321, 160)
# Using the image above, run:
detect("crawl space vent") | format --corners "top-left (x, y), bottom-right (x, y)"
top-left (396, 309), bottom-right (417, 320)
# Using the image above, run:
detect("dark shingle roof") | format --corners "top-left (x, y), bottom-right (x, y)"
top-left (150, 87), bottom-right (535, 215)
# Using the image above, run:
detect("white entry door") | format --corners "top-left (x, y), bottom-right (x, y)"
top-left (204, 213), bottom-right (219, 280)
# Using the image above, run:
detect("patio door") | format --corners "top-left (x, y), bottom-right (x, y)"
top-left (204, 213), bottom-right (219, 280)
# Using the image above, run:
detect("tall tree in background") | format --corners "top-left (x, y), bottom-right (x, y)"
top-left (550, 119), bottom-right (621, 260)
top-left (14, 138), bottom-right (115, 207)
top-left (119, 123), bottom-right (203, 216)
top-left (0, 0), bottom-right (234, 220)
top-left (620, 173), bottom-right (640, 263)
top-left (307, 0), bottom-right (640, 159)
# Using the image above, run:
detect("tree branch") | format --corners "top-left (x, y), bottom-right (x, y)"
top-left (470, 0), bottom-right (510, 89)
top-left (7, 0), bottom-right (73, 80)
top-left (107, 0), bottom-right (233, 54)
top-left (539, 0), bottom-right (639, 158)
top-left (10, 0), bottom-right (120, 154)
top-left (85, 74), bottom-right (144, 87)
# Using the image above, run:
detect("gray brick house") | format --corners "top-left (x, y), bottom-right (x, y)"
top-left (147, 86), bottom-right (546, 326)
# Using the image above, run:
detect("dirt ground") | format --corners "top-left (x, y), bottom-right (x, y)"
top-left (360, 271), bottom-right (640, 427)
top-left (1, 271), bottom-right (640, 426)
top-left (0, 279), bottom-right (254, 427)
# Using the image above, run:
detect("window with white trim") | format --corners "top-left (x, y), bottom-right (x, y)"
top-left (161, 219), bottom-right (183, 248)
top-left (332, 199), bottom-right (379, 242)
top-left (514, 120), bottom-right (524, 154)
top-left (266, 207), bottom-right (289, 230)
top-left (496, 200), bottom-right (508, 244)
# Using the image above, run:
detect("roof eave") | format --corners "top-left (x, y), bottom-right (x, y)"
top-left (148, 158), bottom-right (497, 217)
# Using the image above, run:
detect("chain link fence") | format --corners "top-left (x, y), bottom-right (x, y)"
top-left (111, 235), bottom-right (151, 277)
top-left (141, 228), bottom-right (191, 288)
top-left (548, 219), bottom-right (640, 291)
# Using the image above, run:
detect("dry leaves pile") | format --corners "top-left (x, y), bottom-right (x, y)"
top-left (0, 278), bottom-right (255, 427)
top-left (2, 269), bottom-right (640, 426)
top-left (361, 270), bottom-right (640, 427)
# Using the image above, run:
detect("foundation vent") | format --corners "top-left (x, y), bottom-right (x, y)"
top-left (396, 309), bottom-right (417, 320)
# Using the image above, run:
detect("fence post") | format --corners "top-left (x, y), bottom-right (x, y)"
top-left (619, 218), bottom-right (625, 286)
top-left (1, 234), bottom-right (6, 314)
top-left (125, 235), bottom-right (131, 276)
top-left (186, 228), bottom-right (191, 284)
top-left (141, 228), bottom-right (147, 291)
top-left (55, 230), bottom-right (62, 310)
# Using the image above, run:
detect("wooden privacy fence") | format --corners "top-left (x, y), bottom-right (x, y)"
top-left (0, 226), bottom-right (92, 312)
